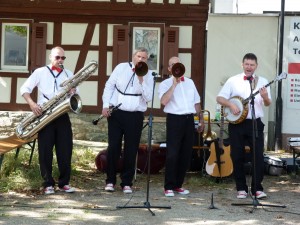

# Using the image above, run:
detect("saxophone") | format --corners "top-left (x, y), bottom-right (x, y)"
top-left (16, 60), bottom-right (98, 140)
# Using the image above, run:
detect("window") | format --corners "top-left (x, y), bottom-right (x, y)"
top-left (1, 23), bottom-right (29, 71)
top-left (132, 26), bottom-right (161, 73)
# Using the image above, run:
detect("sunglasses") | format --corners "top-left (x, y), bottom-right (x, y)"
top-left (55, 56), bottom-right (66, 60)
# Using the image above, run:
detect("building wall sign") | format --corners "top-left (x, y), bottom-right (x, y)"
top-left (287, 17), bottom-right (300, 109)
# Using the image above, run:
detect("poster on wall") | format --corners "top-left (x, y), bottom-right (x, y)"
top-left (287, 17), bottom-right (300, 109)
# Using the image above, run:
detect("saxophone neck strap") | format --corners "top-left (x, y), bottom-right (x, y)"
top-left (46, 66), bottom-right (63, 78)
top-left (46, 66), bottom-right (63, 92)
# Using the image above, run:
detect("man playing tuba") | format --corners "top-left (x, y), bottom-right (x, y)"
top-left (20, 46), bottom-right (76, 195)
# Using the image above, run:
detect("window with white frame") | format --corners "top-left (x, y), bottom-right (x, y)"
top-left (1, 23), bottom-right (29, 71)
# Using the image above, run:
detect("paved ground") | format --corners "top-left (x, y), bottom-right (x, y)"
top-left (0, 140), bottom-right (299, 225)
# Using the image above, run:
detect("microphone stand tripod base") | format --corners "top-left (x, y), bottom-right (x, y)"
top-left (115, 75), bottom-right (171, 216)
top-left (116, 202), bottom-right (171, 216)
top-left (208, 193), bottom-right (218, 209)
top-left (231, 198), bottom-right (286, 210)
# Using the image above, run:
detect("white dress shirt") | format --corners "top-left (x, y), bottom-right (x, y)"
top-left (217, 73), bottom-right (271, 119)
top-left (158, 76), bottom-right (201, 115)
top-left (102, 62), bottom-right (154, 112)
top-left (20, 64), bottom-right (74, 105)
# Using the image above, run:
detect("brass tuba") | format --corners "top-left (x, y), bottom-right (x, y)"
top-left (16, 61), bottom-right (98, 140)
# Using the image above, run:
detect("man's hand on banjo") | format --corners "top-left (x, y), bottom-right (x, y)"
top-left (259, 87), bottom-right (271, 106)
top-left (216, 96), bottom-right (241, 116)
top-left (228, 102), bottom-right (241, 115)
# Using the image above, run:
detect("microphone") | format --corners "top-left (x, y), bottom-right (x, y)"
top-left (152, 72), bottom-right (158, 76)
top-left (59, 63), bottom-right (64, 69)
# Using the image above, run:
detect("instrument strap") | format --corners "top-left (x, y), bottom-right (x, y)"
top-left (46, 66), bottom-right (63, 92)
top-left (114, 62), bottom-right (141, 97)
top-left (252, 76), bottom-right (259, 90)
top-left (116, 86), bottom-right (142, 96)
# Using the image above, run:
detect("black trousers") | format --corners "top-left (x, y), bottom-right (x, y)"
top-left (38, 113), bottom-right (73, 188)
top-left (106, 109), bottom-right (144, 188)
top-left (228, 118), bottom-right (265, 194)
top-left (164, 113), bottom-right (194, 190)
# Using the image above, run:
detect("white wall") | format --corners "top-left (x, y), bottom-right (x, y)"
top-left (213, 0), bottom-right (300, 14)
top-left (205, 14), bottom-right (279, 129)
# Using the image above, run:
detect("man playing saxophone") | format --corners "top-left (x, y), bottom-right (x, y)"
top-left (20, 46), bottom-right (76, 195)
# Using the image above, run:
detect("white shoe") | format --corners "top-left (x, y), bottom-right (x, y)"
top-left (255, 191), bottom-right (267, 199)
top-left (122, 186), bottom-right (132, 194)
top-left (44, 186), bottom-right (55, 195)
top-left (237, 190), bottom-right (247, 199)
top-left (174, 188), bottom-right (190, 195)
top-left (60, 185), bottom-right (75, 193)
top-left (105, 183), bottom-right (115, 192)
top-left (164, 190), bottom-right (175, 197)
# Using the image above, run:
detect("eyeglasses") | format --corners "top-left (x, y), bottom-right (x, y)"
top-left (55, 56), bottom-right (66, 60)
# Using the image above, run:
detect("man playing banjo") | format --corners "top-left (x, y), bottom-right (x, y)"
top-left (216, 53), bottom-right (271, 199)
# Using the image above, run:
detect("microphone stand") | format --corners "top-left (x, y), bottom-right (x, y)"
top-left (116, 73), bottom-right (171, 216)
top-left (232, 77), bottom-right (285, 212)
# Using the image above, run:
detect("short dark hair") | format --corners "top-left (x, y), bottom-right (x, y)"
top-left (243, 53), bottom-right (257, 63)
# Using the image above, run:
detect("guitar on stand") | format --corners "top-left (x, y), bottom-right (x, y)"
top-left (205, 106), bottom-right (233, 178)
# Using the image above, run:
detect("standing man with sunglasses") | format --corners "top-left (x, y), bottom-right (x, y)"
top-left (20, 46), bottom-right (76, 194)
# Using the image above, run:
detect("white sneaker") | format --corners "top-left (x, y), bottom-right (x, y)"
top-left (105, 183), bottom-right (115, 192)
top-left (237, 190), bottom-right (248, 199)
top-left (44, 186), bottom-right (55, 195)
top-left (255, 191), bottom-right (267, 199)
top-left (122, 186), bottom-right (132, 194)
top-left (59, 185), bottom-right (75, 193)
top-left (164, 190), bottom-right (175, 197)
top-left (174, 188), bottom-right (190, 195)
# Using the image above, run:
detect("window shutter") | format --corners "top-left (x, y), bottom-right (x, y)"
top-left (162, 27), bottom-right (179, 78)
top-left (112, 25), bottom-right (129, 69)
top-left (31, 23), bottom-right (47, 72)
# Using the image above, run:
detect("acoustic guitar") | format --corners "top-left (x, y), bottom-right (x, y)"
top-left (205, 106), bottom-right (233, 178)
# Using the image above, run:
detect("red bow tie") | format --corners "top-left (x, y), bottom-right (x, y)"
top-left (244, 75), bottom-right (253, 81)
top-left (51, 66), bottom-right (62, 73)
top-left (180, 76), bottom-right (184, 81)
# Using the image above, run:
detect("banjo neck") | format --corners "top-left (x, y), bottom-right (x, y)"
top-left (224, 72), bottom-right (287, 124)
top-left (242, 79), bottom-right (274, 105)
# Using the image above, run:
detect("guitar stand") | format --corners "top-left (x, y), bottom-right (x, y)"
top-left (116, 73), bottom-right (171, 216)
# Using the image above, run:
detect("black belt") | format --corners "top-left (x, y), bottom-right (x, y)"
top-left (167, 113), bottom-right (194, 117)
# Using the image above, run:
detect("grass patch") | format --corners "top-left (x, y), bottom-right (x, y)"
top-left (0, 145), bottom-right (238, 194)
top-left (0, 145), bottom-right (102, 193)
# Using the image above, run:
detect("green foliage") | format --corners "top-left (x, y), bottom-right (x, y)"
top-left (5, 25), bottom-right (27, 37)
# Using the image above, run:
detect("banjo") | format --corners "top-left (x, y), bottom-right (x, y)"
top-left (224, 72), bottom-right (287, 124)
